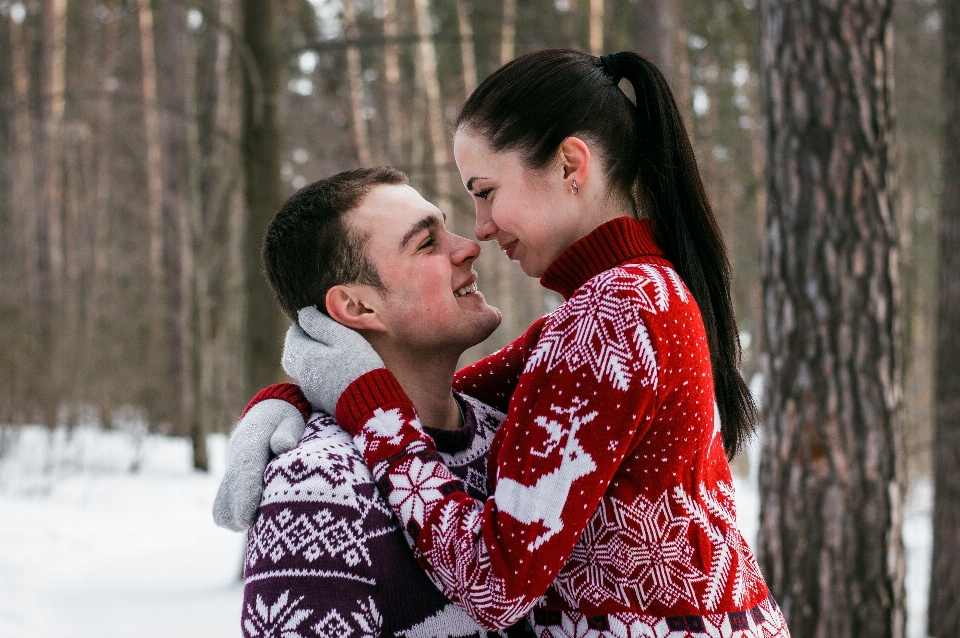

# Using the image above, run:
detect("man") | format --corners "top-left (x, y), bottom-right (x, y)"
top-left (214, 167), bottom-right (533, 637)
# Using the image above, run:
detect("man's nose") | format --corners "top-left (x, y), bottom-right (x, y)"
top-left (451, 233), bottom-right (481, 265)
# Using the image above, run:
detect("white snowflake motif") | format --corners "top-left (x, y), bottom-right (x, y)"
top-left (386, 455), bottom-right (451, 526)
top-left (525, 267), bottom-right (660, 392)
top-left (349, 597), bottom-right (383, 638)
top-left (554, 493), bottom-right (706, 610)
top-left (243, 590), bottom-right (312, 638)
top-left (419, 501), bottom-right (532, 629)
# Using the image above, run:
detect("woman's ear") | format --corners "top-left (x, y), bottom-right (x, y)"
top-left (324, 285), bottom-right (386, 333)
top-left (559, 136), bottom-right (592, 185)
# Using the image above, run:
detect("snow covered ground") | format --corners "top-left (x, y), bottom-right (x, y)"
top-left (0, 423), bottom-right (933, 638)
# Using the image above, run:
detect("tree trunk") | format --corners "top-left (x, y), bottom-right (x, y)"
top-left (588, 0), bottom-right (604, 55)
top-left (242, 0), bottom-right (285, 400)
top-left (382, 0), bottom-right (404, 164)
top-left (633, 0), bottom-right (676, 85)
top-left (44, 0), bottom-right (67, 303)
top-left (412, 0), bottom-right (452, 214)
top-left (757, 2), bottom-right (905, 637)
top-left (137, 0), bottom-right (164, 302)
top-left (9, 10), bottom-right (39, 305)
top-left (500, 0), bottom-right (516, 65)
top-left (343, 0), bottom-right (373, 166)
top-left (456, 0), bottom-right (477, 95)
top-left (929, 0), bottom-right (960, 634)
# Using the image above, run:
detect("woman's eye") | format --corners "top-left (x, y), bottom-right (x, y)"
top-left (475, 188), bottom-right (492, 200)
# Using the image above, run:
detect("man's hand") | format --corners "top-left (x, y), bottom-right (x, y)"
top-left (212, 399), bottom-right (306, 532)
top-left (282, 306), bottom-right (384, 415)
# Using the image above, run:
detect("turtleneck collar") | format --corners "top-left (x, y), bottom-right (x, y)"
top-left (540, 217), bottom-right (666, 300)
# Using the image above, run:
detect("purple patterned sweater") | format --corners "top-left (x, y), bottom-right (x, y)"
top-left (241, 392), bottom-right (534, 638)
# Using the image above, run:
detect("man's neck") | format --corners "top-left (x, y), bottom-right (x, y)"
top-left (376, 347), bottom-right (463, 432)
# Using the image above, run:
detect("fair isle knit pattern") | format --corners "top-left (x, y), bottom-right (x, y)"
top-left (334, 217), bottom-right (790, 637)
top-left (241, 391), bottom-right (533, 638)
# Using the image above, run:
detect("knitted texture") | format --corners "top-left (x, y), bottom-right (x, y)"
top-left (240, 394), bottom-right (534, 638)
top-left (242, 382), bottom-right (311, 421)
top-left (335, 217), bottom-right (789, 637)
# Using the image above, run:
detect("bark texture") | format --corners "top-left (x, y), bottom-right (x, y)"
top-left (929, 0), bottom-right (960, 634)
top-left (757, 1), bottom-right (905, 636)
top-left (242, 0), bottom-right (285, 399)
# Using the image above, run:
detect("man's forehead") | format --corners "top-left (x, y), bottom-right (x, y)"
top-left (349, 183), bottom-right (444, 245)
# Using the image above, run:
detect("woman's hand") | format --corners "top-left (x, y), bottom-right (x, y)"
top-left (282, 306), bottom-right (385, 415)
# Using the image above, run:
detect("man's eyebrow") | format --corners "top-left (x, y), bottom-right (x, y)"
top-left (465, 176), bottom-right (487, 192)
top-left (399, 213), bottom-right (444, 250)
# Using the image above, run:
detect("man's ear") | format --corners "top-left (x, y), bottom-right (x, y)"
top-left (558, 136), bottom-right (592, 185)
top-left (324, 284), bottom-right (386, 333)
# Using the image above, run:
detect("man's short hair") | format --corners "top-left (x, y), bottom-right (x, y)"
top-left (262, 166), bottom-right (408, 321)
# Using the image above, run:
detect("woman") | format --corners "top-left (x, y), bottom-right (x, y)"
top-left (236, 49), bottom-right (789, 637)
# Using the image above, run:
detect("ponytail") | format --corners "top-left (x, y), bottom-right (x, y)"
top-left (457, 49), bottom-right (758, 458)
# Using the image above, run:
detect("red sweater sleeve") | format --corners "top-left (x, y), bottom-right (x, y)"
top-left (452, 316), bottom-right (548, 414)
top-left (335, 270), bottom-right (669, 629)
top-left (241, 382), bottom-right (311, 421)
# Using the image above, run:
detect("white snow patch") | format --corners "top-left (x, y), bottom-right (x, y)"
top-left (0, 425), bottom-right (245, 638)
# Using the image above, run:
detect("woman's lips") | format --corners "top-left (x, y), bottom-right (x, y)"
top-left (500, 239), bottom-right (519, 260)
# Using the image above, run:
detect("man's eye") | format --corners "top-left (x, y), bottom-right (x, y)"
top-left (475, 188), bottom-right (492, 200)
top-left (418, 237), bottom-right (435, 250)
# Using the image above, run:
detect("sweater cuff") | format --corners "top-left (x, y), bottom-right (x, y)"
top-left (242, 383), bottom-right (311, 421)
top-left (335, 368), bottom-right (410, 433)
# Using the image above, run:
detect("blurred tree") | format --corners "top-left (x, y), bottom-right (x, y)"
top-left (242, 0), bottom-right (286, 403)
top-left (930, 0), bottom-right (960, 634)
top-left (757, 1), bottom-right (905, 636)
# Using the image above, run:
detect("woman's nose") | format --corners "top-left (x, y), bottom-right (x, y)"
top-left (474, 208), bottom-right (497, 242)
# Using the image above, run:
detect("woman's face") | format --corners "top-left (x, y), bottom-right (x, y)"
top-left (453, 130), bottom-right (584, 278)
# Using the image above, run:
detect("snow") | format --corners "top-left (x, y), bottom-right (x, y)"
top-left (0, 424), bottom-right (245, 638)
top-left (0, 423), bottom-right (934, 638)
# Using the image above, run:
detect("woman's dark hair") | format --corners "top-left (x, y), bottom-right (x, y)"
top-left (262, 166), bottom-right (406, 321)
top-left (456, 48), bottom-right (757, 458)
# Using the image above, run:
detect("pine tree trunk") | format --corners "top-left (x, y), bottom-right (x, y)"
top-left (500, 0), bottom-right (516, 65)
top-left (343, 0), bottom-right (373, 166)
top-left (757, 1), bottom-right (905, 637)
top-left (137, 0), bottom-right (164, 305)
top-left (588, 0), bottom-right (604, 55)
top-left (413, 0), bottom-right (452, 214)
top-left (242, 0), bottom-right (285, 400)
top-left (633, 0), bottom-right (675, 81)
top-left (456, 0), bottom-right (477, 95)
top-left (929, 0), bottom-right (960, 634)
top-left (44, 0), bottom-right (67, 304)
top-left (9, 11), bottom-right (38, 306)
top-left (382, 0), bottom-right (404, 164)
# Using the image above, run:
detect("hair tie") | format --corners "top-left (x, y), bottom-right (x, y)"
top-left (600, 53), bottom-right (623, 83)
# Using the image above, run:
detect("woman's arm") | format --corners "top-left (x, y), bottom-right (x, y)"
top-left (337, 272), bottom-right (674, 629)
top-left (452, 315), bottom-right (548, 414)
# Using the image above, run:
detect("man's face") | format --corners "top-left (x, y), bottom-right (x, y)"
top-left (348, 184), bottom-right (502, 354)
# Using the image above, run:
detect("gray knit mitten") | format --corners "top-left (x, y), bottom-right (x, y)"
top-left (212, 399), bottom-right (306, 532)
top-left (282, 306), bottom-right (384, 415)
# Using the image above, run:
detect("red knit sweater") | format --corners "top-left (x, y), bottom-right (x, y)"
top-left (333, 218), bottom-right (788, 636)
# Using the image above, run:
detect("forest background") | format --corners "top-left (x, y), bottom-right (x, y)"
top-left (0, 0), bottom-right (953, 636)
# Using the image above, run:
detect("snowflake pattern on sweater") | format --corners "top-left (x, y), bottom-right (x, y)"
top-left (334, 218), bottom-right (789, 637)
top-left (241, 391), bottom-right (534, 638)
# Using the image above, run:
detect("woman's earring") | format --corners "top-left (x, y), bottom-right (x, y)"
top-left (571, 180), bottom-right (579, 195)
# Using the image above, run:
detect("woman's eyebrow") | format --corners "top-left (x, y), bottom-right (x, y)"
top-left (399, 214), bottom-right (442, 250)
top-left (465, 176), bottom-right (488, 192)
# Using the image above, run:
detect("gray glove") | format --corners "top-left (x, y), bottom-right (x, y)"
top-left (281, 306), bottom-right (384, 415)
top-left (212, 399), bottom-right (306, 532)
